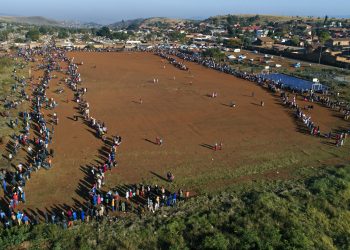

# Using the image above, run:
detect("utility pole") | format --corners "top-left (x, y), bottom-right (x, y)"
top-left (318, 42), bottom-right (323, 65)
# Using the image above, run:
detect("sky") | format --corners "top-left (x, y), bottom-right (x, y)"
top-left (1, 0), bottom-right (349, 24)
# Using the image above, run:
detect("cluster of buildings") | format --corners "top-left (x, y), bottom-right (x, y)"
top-left (179, 18), bottom-right (350, 67)
top-left (0, 16), bottom-right (349, 67)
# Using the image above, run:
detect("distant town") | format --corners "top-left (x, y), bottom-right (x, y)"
top-left (0, 14), bottom-right (349, 67)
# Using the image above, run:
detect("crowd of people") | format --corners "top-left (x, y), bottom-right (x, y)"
top-left (62, 49), bottom-right (188, 223)
top-left (154, 47), bottom-right (349, 145)
top-left (155, 50), bottom-right (189, 71)
top-left (0, 44), bottom-right (190, 228)
top-left (0, 44), bottom-right (348, 228)
top-left (1, 46), bottom-right (63, 227)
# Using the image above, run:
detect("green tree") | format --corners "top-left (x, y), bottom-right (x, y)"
top-left (127, 30), bottom-right (134, 36)
top-left (290, 35), bottom-right (301, 46)
top-left (0, 31), bottom-right (9, 41)
top-left (317, 29), bottom-right (331, 44)
top-left (227, 26), bottom-right (236, 37)
top-left (202, 233), bottom-right (229, 250)
top-left (14, 38), bottom-right (25, 43)
top-left (202, 48), bottom-right (225, 61)
top-left (58, 30), bottom-right (69, 39)
top-left (127, 23), bottom-right (139, 31)
top-left (96, 26), bottom-right (111, 37)
top-left (212, 18), bottom-right (219, 26)
top-left (25, 29), bottom-right (40, 41)
top-left (323, 15), bottom-right (329, 26)
top-left (168, 31), bottom-right (186, 43)
top-left (39, 26), bottom-right (49, 35)
top-left (158, 220), bottom-right (187, 249)
top-left (82, 34), bottom-right (90, 42)
top-left (240, 35), bottom-right (253, 47)
top-left (111, 32), bottom-right (129, 41)
top-left (227, 15), bottom-right (238, 25)
top-left (90, 28), bottom-right (98, 36)
top-left (224, 39), bottom-right (241, 48)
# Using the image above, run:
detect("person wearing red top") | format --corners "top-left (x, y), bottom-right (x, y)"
top-left (13, 193), bottom-right (18, 208)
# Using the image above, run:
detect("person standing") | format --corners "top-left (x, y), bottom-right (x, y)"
top-left (13, 193), bottom-right (18, 208)
top-left (2, 179), bottom-right (6, 194)
top-left (115, 199), bottom-right (120, 212)
top-left (21, 191), bottom-right (26, 203)
top-left (72, 210), bottom-right (77, 221)
top-left (125, 191), bottom-right (129, 201)
top-left (111, 198), bottom-right (115, 212)
top-left (97, 194), bottom-right (101, 205)
top-left (185, 190), bottom-right (190, 200)
top-left (121, 202), bottom-right (126, 213)
top-left (80, 209), bottom-right (85, 222)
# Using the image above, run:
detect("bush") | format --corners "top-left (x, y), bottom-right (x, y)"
top-left (202, 232), bottom-right (229, 250)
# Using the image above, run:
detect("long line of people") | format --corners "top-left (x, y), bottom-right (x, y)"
top-left (1, 46), bottom-right (62, 227)
top-left (1, 45), bottom-right (192, 229)
top-left (154, 47), bottom-right (349, 144)
top-left (155, 50), bottom-right (189, 71)
top-left (3, 44), bottom-right (348, 229)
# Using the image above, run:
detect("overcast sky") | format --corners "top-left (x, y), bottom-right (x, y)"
top-left (1, 0), bottom-right (349, 24)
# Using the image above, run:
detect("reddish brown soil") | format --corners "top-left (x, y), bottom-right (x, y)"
top-left (19, 52), bottom-right (349, 212)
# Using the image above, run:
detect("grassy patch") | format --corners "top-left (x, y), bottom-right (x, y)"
top-left (1, 164), bottom-right (349, 249)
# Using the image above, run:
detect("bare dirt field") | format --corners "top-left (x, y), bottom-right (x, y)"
top-left (19, 52), bottom-right (349, 212)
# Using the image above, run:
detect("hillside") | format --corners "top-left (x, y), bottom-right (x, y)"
top-left (206, 14), bottom-right (350, 25)
top-left (109, 18), bottom-right (145, 29)
top-left (0, 15), bottom-right (61, 26)
top-left (80, 22), bottom-right (103, 29)
top-left (141, 17), bottom-right (190, 26)
top-left (109, 17), bottom-right (194, 30)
